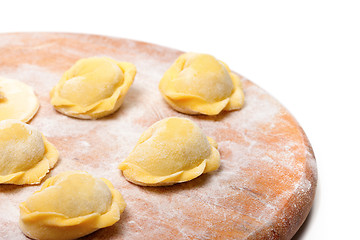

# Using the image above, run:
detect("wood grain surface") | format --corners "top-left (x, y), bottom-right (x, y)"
top-left (0, 33), bottom-right (317, 240)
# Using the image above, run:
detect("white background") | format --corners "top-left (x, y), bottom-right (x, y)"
top-left (1, 0), bottom-right (359, 239)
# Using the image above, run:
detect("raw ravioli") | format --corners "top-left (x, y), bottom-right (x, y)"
top-left (0, 77), bottom-right (39, 122)
top-left (20, 171), bottom-right (126, 240)
top-left (119, 117), bottom-right (220, 186)
top-left (159, 53), bottom-right (244, 115)
top-left (50, 57), bottom-right (136, 119)
top-left (0, 119), bottom-right (58, 185)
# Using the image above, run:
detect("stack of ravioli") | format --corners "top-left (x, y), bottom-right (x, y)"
top-left (0, 52), bottom-right (244, 240)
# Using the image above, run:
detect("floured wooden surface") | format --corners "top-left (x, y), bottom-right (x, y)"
top-left (0, 33), bottom-right (317, 240)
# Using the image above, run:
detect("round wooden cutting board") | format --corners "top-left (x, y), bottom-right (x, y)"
top-left (0, 33), bottom-right (317, 240)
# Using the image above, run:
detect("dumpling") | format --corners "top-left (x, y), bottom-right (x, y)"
top-left (50, 57), bottom-right (136, 119)
top-left (20, 171), bottom-right (126, 240)
top-left (159, 53), bottom-right (245, 115)
top-left (119, 117), bottom-right (220, 186)
top-left (0, 77), bottom-right (39, 122)
top-left (0, 119), bottom-right (58, 185)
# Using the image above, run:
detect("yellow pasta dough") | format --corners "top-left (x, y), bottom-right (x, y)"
top-left (159, 53), bottom-right (244, 115)
top-left (20, 171), bottom-right (126, 240)
top-left (50, 57), bottom-right (136, 119)
top-left (119, 117), bottom-right (220, 186)
top-left (0, 77), bottom-right (39, 122)
top-left (0, 119), bottom-right (58, 185)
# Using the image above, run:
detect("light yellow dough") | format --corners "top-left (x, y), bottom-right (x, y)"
top-left (50, 57), bottom-right (136, 119)
top-left (19, 171), bottom-right (126, 240)
top-left (159, 53), bottom-right (245, 115)
top-left (0, 119), bottom-right (58, 185)
top-left (119, 117), bottom-right (220, 186)
top-left (0, 77), bottom-right (39, 122)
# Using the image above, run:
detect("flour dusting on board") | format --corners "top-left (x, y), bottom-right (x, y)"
top-left (0, 33), bottom-right (317, 240)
